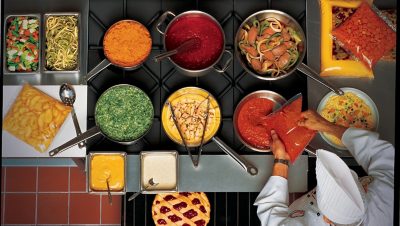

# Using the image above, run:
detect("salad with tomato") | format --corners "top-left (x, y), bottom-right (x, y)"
top-left (6, 16), bottom-right (39, 72)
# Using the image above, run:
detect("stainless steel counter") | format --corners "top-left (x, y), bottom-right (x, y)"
top-left (306, 0), bottom-right (396, 157)
top-left (3, 0), bottom-right (88, 85)
top-left (126, 154), bottom-right (308, 192)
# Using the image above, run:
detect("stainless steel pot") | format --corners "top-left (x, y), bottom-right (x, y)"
top-left (49, 84), bottom-right (154, 156)
top-left (156, 11), bottom-right (233, 77)
top-left (233, 90), bottom-right (286, 152)
top-left (85, 20), bottom-right (151, 82)
top-left (235, 10), bottom-right (343, 96)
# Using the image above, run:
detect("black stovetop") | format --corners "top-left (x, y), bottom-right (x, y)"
top-left (87, 0), bottom-right (308, 225)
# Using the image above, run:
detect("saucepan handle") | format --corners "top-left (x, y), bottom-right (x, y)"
top-left (156, 11), bottom-right (176, 35)
top-left (297, 63), bottom-right (344, 96)
top-left (86, 59), bottom-right (112, 82)
top-left (213, 50), bottom-right (233, 73)
top-left (49, 126), bottom-right (102, 157)
top-left (212, 137), bottom-right (258, 176)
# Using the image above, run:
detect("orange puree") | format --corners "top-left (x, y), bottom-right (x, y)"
top-left (103, 20), bottom-right (151, 67)
top-left (90, 155), bottom-right (124, 191)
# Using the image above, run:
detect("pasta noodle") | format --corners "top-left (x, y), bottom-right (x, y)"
top-left (45, 15), bottom-right (78, 71)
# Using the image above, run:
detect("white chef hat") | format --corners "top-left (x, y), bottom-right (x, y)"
top-left (315, 149), bottom-right (366, 225)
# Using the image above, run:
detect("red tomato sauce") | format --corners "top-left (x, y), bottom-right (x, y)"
top-left (268, 97), bottom-right (316, 163)
top-left (236, 95), bottom-right (316, 163)
top-left (236, 97), bottom-right (275, 149)
top-left (165, 14), bottom-right (224, 70)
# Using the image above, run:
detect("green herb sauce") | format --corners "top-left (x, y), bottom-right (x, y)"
top-left (95, 85), bottom-right (154, 141)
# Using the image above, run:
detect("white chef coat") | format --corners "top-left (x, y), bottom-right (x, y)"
top-left (254, 128), bottom-right (394, 226)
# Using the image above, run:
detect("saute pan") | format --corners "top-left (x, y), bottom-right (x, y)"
top-left (235, 10), bottom-right (344, 96)
top-left (49, 84), bottom-right (154, 156)
top-left (85, 20), bottom-right (151, 82)
top-left (162, 87), bottom-right (258, 175)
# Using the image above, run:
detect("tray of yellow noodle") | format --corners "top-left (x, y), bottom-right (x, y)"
top-left (317, 87), bottom-right (379, 149)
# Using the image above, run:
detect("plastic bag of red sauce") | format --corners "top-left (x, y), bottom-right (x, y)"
top-left (331, 1), bottom-right (396, 69)
top-left (265, 95), bottom-right (316, 163)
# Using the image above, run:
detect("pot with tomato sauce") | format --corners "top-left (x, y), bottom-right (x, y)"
top-left (233, 90), bottom-right (286, 152)
top-left (156, 11), bottom-right (233, 77)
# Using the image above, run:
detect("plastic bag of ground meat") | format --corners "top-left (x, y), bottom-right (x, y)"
top-left (331, 1), bottom-right (396, 69)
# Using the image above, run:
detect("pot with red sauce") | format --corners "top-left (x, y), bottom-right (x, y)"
top-left (156, 10), bottom-right (233, 77)
top-left (233, 90), bottom-right (286, 152)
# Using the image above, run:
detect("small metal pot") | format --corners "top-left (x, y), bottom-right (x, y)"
top-left (235, 10), bottom-right (343, 95)
top-left (156, 11), bottom-right (233, 77)
top-left (233, 90), bottom-right (286, 152)
top-left (49, 84), bottom-right (154, 156)
top-left (85, 20), bottom-right (151, 82)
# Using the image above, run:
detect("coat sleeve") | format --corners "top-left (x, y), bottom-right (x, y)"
top-left (341, 128), bottom-right (394, 226)
top-left (254, 176), bottom-right (290, 226)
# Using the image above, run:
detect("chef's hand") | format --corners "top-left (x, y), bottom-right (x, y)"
top-left (271, 130), bottom-right (289, 179)
top-left (271, 130), bottom-right (290, 161)
top-left (298, 110), bottom-right (347, 139)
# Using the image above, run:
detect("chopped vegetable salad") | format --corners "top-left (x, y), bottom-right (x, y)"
top-left (6, 16), bottom-right (39, 72)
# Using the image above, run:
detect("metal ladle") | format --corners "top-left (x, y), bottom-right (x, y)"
top-left (128, 178), bottom-right (158, 201)
top-left (106, 177), bottom-right (112, 205)
top-left (153, 38), bottom-right (200, 62)
top-left (59, 83), bottom-right (86, 149)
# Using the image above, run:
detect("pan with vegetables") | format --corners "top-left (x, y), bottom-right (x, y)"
top-left (3, 15), bottom-right (40, 74)
top-left (235, 10), bottom-right (344, 96)
top-left (49, 84), bottom-right (154, 156)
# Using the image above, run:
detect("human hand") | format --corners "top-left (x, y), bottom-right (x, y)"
top-left (297, 110), bottom-right (333, 132)
top-left (297, 110), bottom-right (347, 139)
top-left (271, 130), bottom-right (290, 161)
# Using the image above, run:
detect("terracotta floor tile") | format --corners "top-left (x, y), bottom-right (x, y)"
top-left (37, 193), bottom-right (68, 224)
top-left (4, 193), bottom-right (36, 224)
top-left (1, 194), bottom-right (4, 224)
top-left (1, 167), bottom-right (5, 192)
top-left (70, 193), bottom-right (100, 224)
top-left (70, 166), bottom-right (87, 192)
top-left (101, 195), bottom-right (122, 224)
top-left (6, 167), bottom-right (37, 192)
top-left (38, 167), bottom-right (69, 192)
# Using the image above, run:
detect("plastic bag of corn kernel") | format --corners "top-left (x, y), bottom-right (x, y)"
top-left (331, 1), bottom-right (396, 69)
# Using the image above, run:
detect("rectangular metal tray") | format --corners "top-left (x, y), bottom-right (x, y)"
top-left (3, 14), bottom-right (41, 75)
top-left (42, 12), bottom-right (81, 73)
top-left (87, 152), bottom-right (127, 195)
top-left (140, 151), bottom-right (178, 194)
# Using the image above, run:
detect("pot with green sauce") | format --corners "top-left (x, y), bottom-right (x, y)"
top-left (49, 84), bottom-right (154, 156)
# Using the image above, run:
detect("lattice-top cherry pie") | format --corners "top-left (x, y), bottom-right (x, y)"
top-left (152, 192), bottom-right (210, 226)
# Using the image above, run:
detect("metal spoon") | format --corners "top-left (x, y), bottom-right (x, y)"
top-left (153, 38), bottom-right (200, 62)
top-left (59, 83), bottom-right (86, 149)
top-left (106, 177), bottom-right (112, 205)
top-left (128, 178), bottom-right (158, 201)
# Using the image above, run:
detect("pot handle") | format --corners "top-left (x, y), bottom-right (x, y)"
top-left (212, 137), bottom-right (258, 176)
top-left (156, 11), bottom-right (176, 35)
top-left (86, 58), bottom-right (112, 82)
top-left (213, 50), bottom-right (233, 73)
top-left (49, 126), bottom-right (102, 157)
top-left (297, 63), bottom-right (344, 96)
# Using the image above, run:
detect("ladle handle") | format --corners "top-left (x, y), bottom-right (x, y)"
top-left (49, 127), bottom-right (101, 157)
top-left (213, 50), bottom-right (233, 73)
top-left (304, 145), bottom-right (317, 156)
top-left (154, 49), bottom-right (178, 62)
top-left (297, 63), bottom-right (344, 96)
top-left (71, 107), bottom-right (86, 149)
top-left (212, 137), bottom-right (258, 176)
top-left (156, 11), bottom-right (176, 35)
top-left (86, 59), bottom-right (112, 82)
